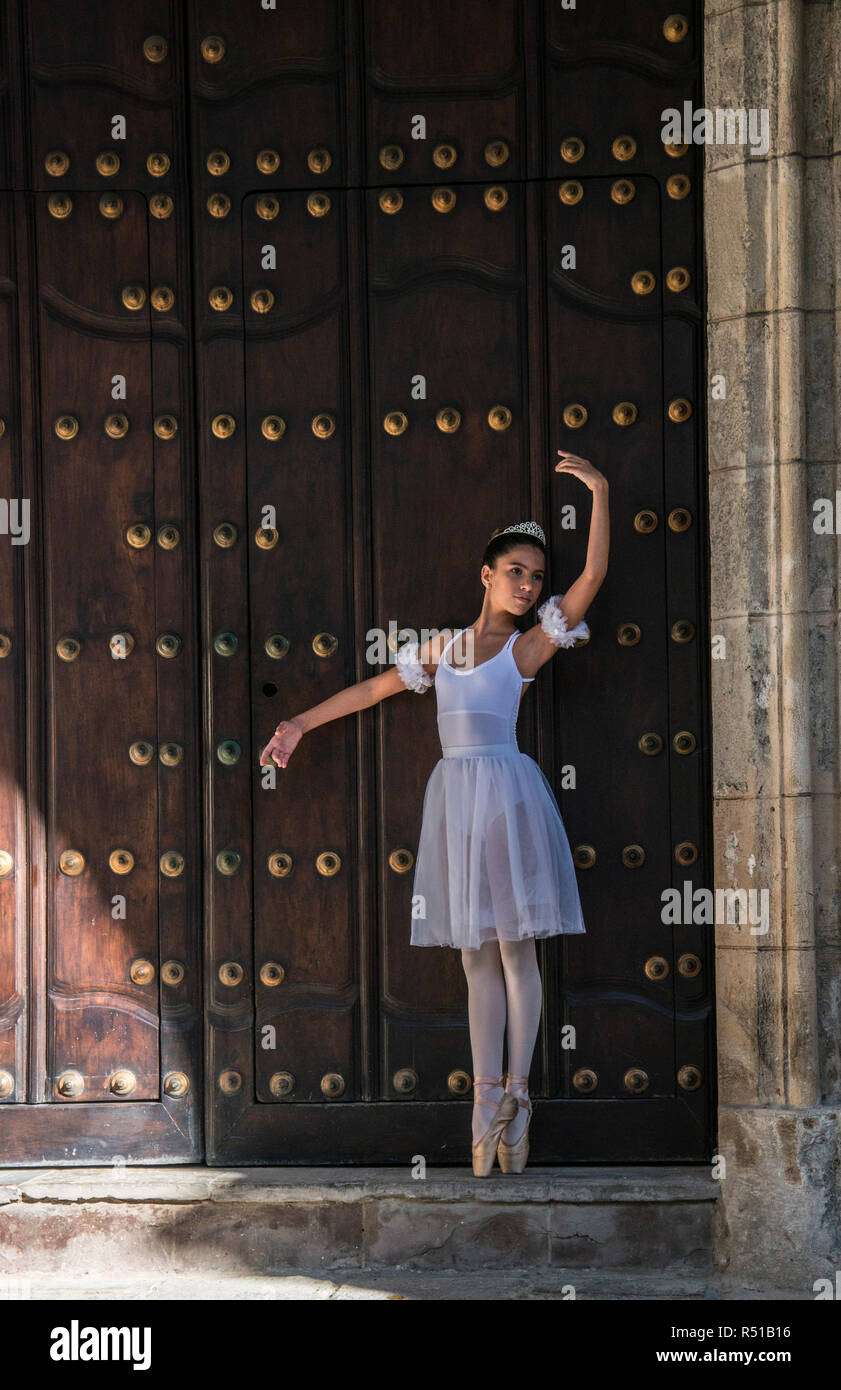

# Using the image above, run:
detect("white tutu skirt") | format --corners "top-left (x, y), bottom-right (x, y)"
top-left (410, 751), bottom-right (587, 950)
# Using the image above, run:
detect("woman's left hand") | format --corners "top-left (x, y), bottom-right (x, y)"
top-left (555, 449), bottom-right (608, 492)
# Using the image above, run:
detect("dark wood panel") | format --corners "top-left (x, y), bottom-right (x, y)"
top-left (36, 191), bottom-right (160, 1098)
top-left (544, 0), bottom-right (699, 181)
top-left (26, 0), bottom-right (187, 194)
top-left (148, 189), bottom-right (204, 1138)
top-left (210, 1096), bottom-right (706, 1166)
top-left (0, 196), bottom-right (29, 1103)
top-left (188, 0), bottom-right (347, 190)
top-left (0, 1100), bottom-right (199, 1163)
top-left (243, 186), bottom-right (363, 1103)
top-left (365, 0), bottom-right (527, 185)
top-left (662, 178), bottom-right (715, 1144)
top-left (543, 174), bottom-right (673, 1107)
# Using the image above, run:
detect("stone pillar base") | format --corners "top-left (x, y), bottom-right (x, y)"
top-left (715, 1107), bottom-right (841, 1290)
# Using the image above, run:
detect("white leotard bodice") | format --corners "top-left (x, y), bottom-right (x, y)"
top-left (434, 629), bottom-right (533, 759)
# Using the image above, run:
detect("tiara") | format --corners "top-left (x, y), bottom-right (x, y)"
top-left (499, 521), bottom-right (546, 545)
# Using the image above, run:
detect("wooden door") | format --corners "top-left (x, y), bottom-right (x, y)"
top-left (196, 0), bottom-right (712, 1164)
top-left (0, 3), bottom-right (202, 1162)
top-left (0, 0), bottom-right (711, 1167)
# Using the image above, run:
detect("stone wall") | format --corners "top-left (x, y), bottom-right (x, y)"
top-left (705, 0), bottom-right (841, 1288)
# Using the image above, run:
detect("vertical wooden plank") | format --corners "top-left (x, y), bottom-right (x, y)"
top-left (183, 0), bottom-right (349, 1152)
top-left (542, 0), bottom-right (708, 1138)
top-left (244, 186), bottom-right (361, 1103)
top-left (35, 190), bottom-right (160, 1100)
top-left (148, 163), bottom-right (204, 1126)
top-left (544, 170), bottom-right (673, 1101)
top-left (0, 196), bottom-right (31, 1103)
top-left (661, 146), bottom-right (714, 1143)
top-left (523, 179), bottom-right (554, 1091)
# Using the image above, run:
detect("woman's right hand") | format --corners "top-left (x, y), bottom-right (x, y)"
top-left (259, 719), bottom-right (303, 769)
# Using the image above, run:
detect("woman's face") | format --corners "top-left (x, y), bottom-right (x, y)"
top-left (483, 544), bottom-right (545, 615)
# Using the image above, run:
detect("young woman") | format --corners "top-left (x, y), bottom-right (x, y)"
top-left (259, 449), bottom-right (609, 1176)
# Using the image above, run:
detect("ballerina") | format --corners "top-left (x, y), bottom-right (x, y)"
top-left (260, 448), bottom-right (610, 1176)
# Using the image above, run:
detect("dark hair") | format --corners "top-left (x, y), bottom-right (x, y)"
top-left (481, 527), bottom-right (547, 570)
top-left (481, 528), bottom-right (547, 629)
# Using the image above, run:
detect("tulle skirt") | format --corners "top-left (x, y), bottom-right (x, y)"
top-left (409, 750), bottom-right (587, 950)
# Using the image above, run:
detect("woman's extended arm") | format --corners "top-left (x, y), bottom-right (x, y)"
top-left (259, 629), bottom-right (453, 769)
top-left (259, 668), bottom-right (402, 768)
top-left (513, 450), bottom-right (610, 679)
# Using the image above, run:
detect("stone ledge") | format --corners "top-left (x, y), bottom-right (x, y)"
top-left (0, 1164), bottom-right (719, 1206)
top-left (0, 1166), bottom-right (718, 1276)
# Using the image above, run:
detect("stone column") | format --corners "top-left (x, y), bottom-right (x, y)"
top-left (705, 0), bottom-right (840, 1289)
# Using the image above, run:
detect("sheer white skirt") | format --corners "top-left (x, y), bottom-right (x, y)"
top-left (410, 750), bottom-right (587, 950)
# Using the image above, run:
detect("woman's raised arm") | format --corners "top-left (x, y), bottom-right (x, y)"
top-left (513, 450), bottom-right (610, 680)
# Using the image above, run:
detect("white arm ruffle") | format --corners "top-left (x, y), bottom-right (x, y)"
top-left (537, 594), bottom-right (590, 648)
top-left (394, 641), bottom-right (433, 692)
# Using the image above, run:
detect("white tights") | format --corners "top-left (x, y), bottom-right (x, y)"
top-left (460, 936), bottom-right (543, 1145)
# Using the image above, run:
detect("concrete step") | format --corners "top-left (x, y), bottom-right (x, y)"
top-left (0, 1165), bottom-right (719, 1277)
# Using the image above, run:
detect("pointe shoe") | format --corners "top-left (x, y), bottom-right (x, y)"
top-left (471, 1075), bottom-right (518, 1178)
top-left (497, 1072), bottom-right (533, 1174)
